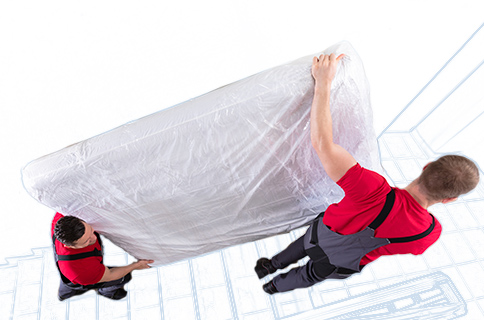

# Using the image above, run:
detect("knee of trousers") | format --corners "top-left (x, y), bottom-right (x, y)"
top-left (310, 261), bottom-right (336, 280)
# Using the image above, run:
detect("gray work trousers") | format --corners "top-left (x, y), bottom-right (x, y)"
top-left (270, 236), bottom-right (337, 292)
top-left (58, 270), bottom-right (132, 300)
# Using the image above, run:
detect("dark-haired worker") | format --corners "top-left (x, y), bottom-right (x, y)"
top-left (52, 213), bottom-right (154, 300)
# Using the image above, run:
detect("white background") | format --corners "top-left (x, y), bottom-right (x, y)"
top-left (1, 1), bottom-right (483, 264)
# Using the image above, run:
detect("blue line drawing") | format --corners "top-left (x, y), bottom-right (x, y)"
top-left (2, 19), bottom-right (484, 320)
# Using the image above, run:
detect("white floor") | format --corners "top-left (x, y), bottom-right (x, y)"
top-left (1, 2), bottom-right (484, 319)
top-left (1, 133), bottom-right (483, 319)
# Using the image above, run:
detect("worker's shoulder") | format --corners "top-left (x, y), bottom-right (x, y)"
top-left (338, 163), bottom-right (390, 195)
top-left (386, 188), bottom-right (441, 237)
top-left (51, 212), bottom-right (65, 235)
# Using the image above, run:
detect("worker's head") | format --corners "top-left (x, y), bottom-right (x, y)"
top-left (417, 155), bottom-right (479, 203)
top-left (54, 216), bottom-right (97, 249)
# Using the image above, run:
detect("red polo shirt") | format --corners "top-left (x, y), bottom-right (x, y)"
top-left (323, 163), bottom-right (442, 265)
top-left (51, 212), bottom-right (105, 285)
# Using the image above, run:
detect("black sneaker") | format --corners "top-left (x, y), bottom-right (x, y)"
top-left (262, 281), bottom-right (278, 295)
top-left (255, 258), bottom-right (277, 279)
top-left (58, 289), bottom-right (88, 301)
top-left (100, 288), bottom-right (128, 300)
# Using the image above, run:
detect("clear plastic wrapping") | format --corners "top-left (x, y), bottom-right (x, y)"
top-left (22, 41), bottom-right (381, 265)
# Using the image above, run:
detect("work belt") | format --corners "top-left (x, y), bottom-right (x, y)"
top-left (305, 189), bottom-right (435, 279)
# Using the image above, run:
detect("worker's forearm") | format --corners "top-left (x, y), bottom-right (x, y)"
top-left (310, 82), bottom-right (334, 153)
top-left (98, 259), bottom-right (153, 283)
top-left (309, 53), bottom-right (357, 182)
top-left (110, 264), bottom-right (136, 277)
top-left (100, 263), bottom-right (136, 283)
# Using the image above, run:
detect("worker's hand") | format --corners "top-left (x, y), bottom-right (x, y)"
top-left (132, 259), bottom-right (154, 270)
top-left (311, 53), bottom-right (345, 88)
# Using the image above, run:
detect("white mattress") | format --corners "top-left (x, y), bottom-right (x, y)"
top-left (22, 41), bottom-right (381, 265)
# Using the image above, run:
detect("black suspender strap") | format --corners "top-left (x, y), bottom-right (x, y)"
top-left (52, 233), bottom-right (103, 261)
top-left (52, 229), bottom-right (104, 285)
top-left (310, 211), bottom-right (325, 245)
top-left (310, 189), bottom-right (395, 245)
top-left (367, 189), bottom-right (435, 242)
top-left (309, 189), bottom-right (435, 245)
top-left (307, 211), bottom-right (333, 266)
top-left (368, 189), bottom-right (395, 230)
top-left (309, 189), bottom-right (395, 244)
top-left (56, 248), bottom-right (103, 261)
top-left (388, 214), bottom-right (436, 243)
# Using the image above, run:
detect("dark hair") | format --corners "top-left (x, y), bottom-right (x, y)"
top-left (54, 216), bottom-right (85, 246)
top-left (418, 155), bottom-right (480, 201)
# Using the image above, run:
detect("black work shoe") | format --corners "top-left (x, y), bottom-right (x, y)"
top-left (58, 290), bottom-right (88, 301)
top-left (255, 258), bottom-right (277, 279)
top-left (100, 288), bottom-right (128, 300)
top-left (262, 281), bottom-right (278, 295)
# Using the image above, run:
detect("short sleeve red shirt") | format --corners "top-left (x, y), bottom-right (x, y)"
top-left (323, 164), bottom-right (442, 265)
top-left (51, 213), bottom-right (105, 285)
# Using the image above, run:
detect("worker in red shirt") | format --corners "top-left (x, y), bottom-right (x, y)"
top-left (255, 53), bottom-right (480, 294)
top-left (52, 213), bottom-right (154, 301)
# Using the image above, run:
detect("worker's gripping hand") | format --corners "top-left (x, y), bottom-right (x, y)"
top-left (311, 53), bottom-right (345, 88)
top-left (133, 259), bottom-right (155, 270)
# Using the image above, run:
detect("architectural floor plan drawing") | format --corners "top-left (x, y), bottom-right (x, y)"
top-left (1, 167), bottom-right (484, 319)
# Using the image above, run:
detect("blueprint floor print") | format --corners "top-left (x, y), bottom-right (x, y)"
top-left (2, 4), bottom-right (484, 320)
top-left (2, 132), bottom-right (484, 319)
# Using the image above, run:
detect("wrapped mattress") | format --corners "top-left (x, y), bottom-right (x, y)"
top-left (22, 41), bottom-right (381, 265)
